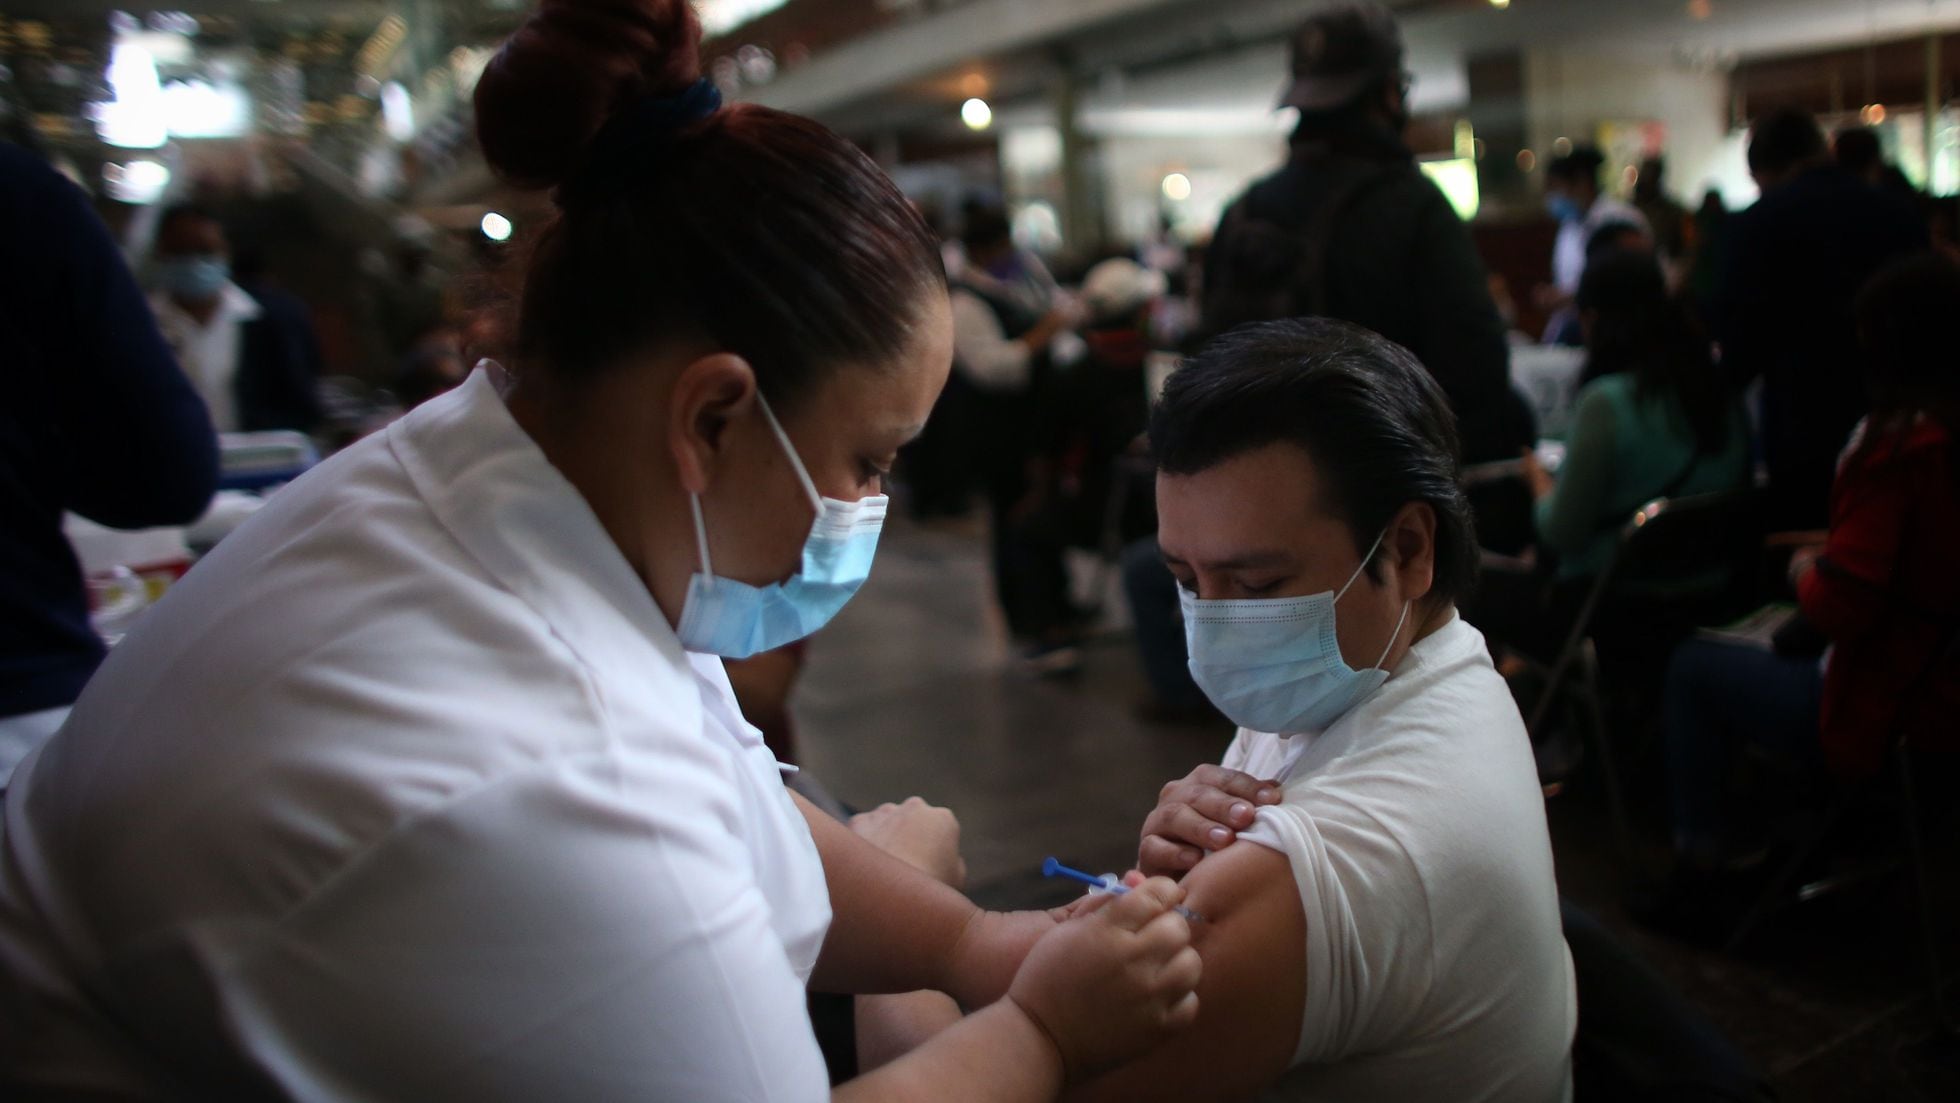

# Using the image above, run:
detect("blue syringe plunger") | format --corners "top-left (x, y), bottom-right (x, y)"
top-left (1040, 856), bottom-right (1203, 922)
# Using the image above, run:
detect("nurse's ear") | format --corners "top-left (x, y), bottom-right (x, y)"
top-left (1380, 501), bottom-right (1437, 605)
top-left (668, 352), bottom-right (761, 494)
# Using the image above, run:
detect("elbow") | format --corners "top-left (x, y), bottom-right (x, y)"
top-left (105, 438), bottom-right (221, 529)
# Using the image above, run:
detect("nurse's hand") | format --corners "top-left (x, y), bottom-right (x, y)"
top-left (1006, 877), bottom-right (1201, 1081)
top-left (1136, 765), bottom-right (1282, 878)
top-left (849, 797), bottom-right (967, 891)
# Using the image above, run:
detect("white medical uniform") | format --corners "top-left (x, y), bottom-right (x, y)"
top-left (1225, 614), bottom-right (1577, 1103)
top-left (0, 369), bottom-right (836, 1100)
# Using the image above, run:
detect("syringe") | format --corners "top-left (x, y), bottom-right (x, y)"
top-left (1041, 857), bottom-right (1205, 923)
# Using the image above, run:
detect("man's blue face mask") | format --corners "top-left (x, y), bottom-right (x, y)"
top-left (1179, 528), bottom-right (1411, 735)
top-left (160, 255), bottom-right (230, 302)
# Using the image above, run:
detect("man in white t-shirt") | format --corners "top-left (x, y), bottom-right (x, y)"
top-left (1065, 318), bottom-right (1575, 1101)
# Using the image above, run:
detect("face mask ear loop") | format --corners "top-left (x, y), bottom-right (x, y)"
top-left (755, 391), bottom-right (824, 516)
top-left (1374, 600), bottom-right (1412, 672)
top-left (1334, 526), bottom-right (1394, 604)
top-left (690, 494), bottom-right (715, 587)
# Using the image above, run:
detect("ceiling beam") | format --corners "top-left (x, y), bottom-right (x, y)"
top-left (743, 0), bottom-right (1187, 116)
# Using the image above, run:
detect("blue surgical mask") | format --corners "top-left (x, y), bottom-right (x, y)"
top-left (674, 395), bottom-right (887, 660)
top-left (1180, 529), bottom-right (1411, 735)
top-left (160, 255), bottom-right (230, 301)
top-left (1546, 194), bottom-right (1584, 225)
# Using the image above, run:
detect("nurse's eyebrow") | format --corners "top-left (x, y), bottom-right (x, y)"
top-left (1164, 550), bottom-right (1295, 571)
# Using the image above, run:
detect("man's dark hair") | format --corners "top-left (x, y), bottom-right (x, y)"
top-left (1857, 250), bottom-right (1960, 421)
top-left (1546, 146), bottom-right (1606, 189)
top-left (1833, 125), bottom-right (1883, 176)
top-left (961, 204), bottom-right (1013, 253)
top-left (1584, 219), bottom-right (1647, 260)
top-left (1747, 107), bottom-right (1826, 178)
top-left (156, 202), bottom-right (221, 239)
top-left (1150, 318), bottom-right (1477, 607)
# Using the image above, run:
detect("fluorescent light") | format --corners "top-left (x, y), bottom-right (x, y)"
top-left (697, 0), bottom-right (791, 37)
top-left (381, 81), bottom-right (414, 141)
top-left (95, 40), bottom-right (167, 149)
top-left (102, 159), bottom-right (171, 204)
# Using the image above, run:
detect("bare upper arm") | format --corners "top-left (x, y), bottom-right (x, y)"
top-left (1064, 840), bottom-right (1306, 1102)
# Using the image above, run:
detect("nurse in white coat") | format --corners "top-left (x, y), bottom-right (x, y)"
top-left (0, 1), bottom-right (1200, 1098)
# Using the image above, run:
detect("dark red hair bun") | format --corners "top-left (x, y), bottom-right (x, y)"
top-left (473, 0), bottom-right (703, 191)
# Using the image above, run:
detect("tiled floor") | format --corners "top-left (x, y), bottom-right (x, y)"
top-left (793, 516), bottom-right (1960, 1101)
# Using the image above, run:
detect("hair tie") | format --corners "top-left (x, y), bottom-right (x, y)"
top-left (561, 79), bottom-right (723, 204)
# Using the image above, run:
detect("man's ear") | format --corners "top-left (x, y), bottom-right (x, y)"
top-left (668, 353), bottom-right (759, 496)
top-left (1383, 501), bottom-right (1437, 604)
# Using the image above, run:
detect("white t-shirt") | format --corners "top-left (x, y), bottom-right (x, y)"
top-left (0, 368), bottom-right (835, 1100)
top-left (150, 282), bottom-right (262, 433)
top-left (1224, 613), bottom-right (1576, 1102)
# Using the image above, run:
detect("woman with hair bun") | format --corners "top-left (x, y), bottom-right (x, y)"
top-left (0, 1), bottom-right (1199, 1098)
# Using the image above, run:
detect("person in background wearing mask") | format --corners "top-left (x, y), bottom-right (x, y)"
top-left (0, 2), bottom-right (1201, 1097)
top-left (1538, 145), bottom-right (1648, 345)
top-left (0, 143), bottom-right (218, 793)
top-left (149, 204), bottom-right (322, 434)
top-left (954, 320), bottom-right (1572, 1099)
top-left (1718, 107), bottom-right (1925, 529)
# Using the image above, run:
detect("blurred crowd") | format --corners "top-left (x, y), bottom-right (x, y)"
top-left (2, 0), bottom-right (1958, 1094)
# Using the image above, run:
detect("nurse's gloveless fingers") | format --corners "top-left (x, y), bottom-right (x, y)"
top-left (1164, 988), bottom-right (1202, 1029)
top-left (1133, 908), bottom-right (1193, 960)
top-left (1157, 946), bottom-right (1203, 1003)
top-left (1101, 877), bottom-right (1187, 933)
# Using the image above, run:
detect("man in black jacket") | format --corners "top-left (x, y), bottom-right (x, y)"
top-left (1124, 1), bottom-right (1532, 717)
top-left (1718, 108), bottom-right (1927, 529)
top-left (1203, 0), bottom-right (1528, 490)
top-left (0, 144), bottom-right (218, 785)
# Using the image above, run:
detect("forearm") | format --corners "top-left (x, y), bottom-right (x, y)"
top-left (856, 991), bottom-right (964, 1072)
top-left (835, 1001), bottom-right (1063, 1103)
top-left (800, 792), bottom-right (980, 996)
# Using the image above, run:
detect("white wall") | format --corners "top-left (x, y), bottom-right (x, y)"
top-left (1523, 48), bottom-right (1734, 207)
top-left (1097, 132), bottom-right (1289, 246)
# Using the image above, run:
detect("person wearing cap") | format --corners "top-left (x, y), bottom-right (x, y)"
top-left (1201, 1), bottom-right (1531, 543)
top-left (1537, 146), bottom-right (1648, 344)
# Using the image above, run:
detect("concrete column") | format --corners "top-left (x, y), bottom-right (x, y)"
top-left (1053, 52), bottom-right (1102, 255)
top-left (1928, 32), bottom-right (1942, 190)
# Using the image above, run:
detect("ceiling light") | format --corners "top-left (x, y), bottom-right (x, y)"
top-left (961, 97), bottom-right (993, 131)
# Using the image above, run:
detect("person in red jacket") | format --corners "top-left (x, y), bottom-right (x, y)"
top-left (1640, 252), bottom-right (1960, 932)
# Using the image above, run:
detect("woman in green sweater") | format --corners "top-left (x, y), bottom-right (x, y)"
top-left (1527, 249), bottom-right (1752, 578)
top-left (1471, 247), bottom-right (1750, 661)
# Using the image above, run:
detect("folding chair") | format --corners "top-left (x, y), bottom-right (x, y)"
top-left (1522, 488), bottom-right (1769, 855)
